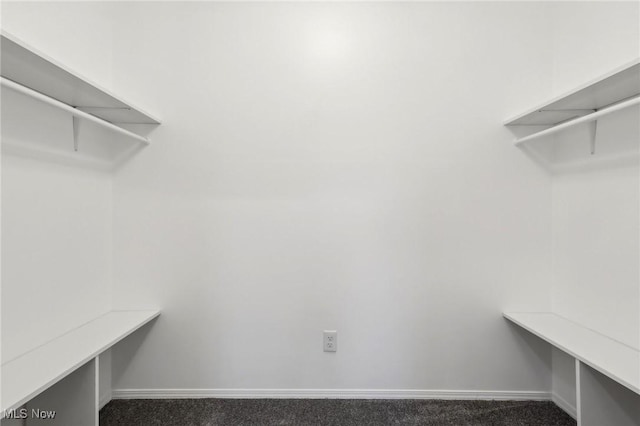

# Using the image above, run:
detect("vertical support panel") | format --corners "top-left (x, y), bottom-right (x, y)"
top-left (578, 362), bottom-right (640, 426)
top-left (25, 358), bottom-right (98, 426)
top-left (94, 356), bottom-right (100, 426)
top-left (98, 350), bottom-right (113, 409)
top-left (575, 359), bottom-right (582, 426)
top-left (551, 348), bottom-right (577, 418)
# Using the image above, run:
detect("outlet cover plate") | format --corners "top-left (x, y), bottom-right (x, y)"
top-left (323, 330), bottom-right (337, 352)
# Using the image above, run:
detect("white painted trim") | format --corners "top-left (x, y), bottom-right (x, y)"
top-left (551, 392), bottom-right (577, 420)
top-left (113, 388), bottom-right (551, 401)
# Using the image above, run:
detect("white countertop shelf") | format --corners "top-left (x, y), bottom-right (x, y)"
top-left (1, 310), bottom-right (160, 413)
top-left (504, 312), bottom-right (640, 395)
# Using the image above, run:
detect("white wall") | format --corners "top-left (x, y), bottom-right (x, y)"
top-left (1, 0), bottom-right (117, 401)
top-left (550, 0), bottom-right (639, 350)
top-left (548, 0), bottom-right (640, 413)
top-left (1, 151), bottom-right (112, 362)
top-left (109, 2), bottom-right (555, 394)
top-left (6, 0), bottom-right (632, 405)
top-left (0, 1), bottom-right (116, 92)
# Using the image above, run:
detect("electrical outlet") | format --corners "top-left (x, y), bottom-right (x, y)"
top-left (323, 330), bottom-right (337, 352)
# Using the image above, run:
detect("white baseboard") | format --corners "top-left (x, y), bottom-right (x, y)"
top-left (551, 392), bottom-right (577, 420)
top-left (113, 388), bottom-right (551, 401)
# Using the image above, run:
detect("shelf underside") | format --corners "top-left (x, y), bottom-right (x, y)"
top-left (1, 33), bottom-right (159, 125)
top-left (506, 61), bottom-right (640, 126)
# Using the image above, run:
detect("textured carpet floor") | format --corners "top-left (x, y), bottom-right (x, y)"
top-left (99, 399), bottom-right (576, 426)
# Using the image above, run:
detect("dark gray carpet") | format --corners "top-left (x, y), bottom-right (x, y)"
top-left (99, 399), bottom-right (576, 426)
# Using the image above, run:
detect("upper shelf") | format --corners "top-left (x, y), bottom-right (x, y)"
top-left (1, 31), bottom-right (160, 146)
top-left (1, 31), bottom-right (160, 124)
top-left (505, 59), bottom-right (640, 145)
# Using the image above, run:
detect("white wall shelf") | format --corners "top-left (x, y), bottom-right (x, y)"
top-left (504, 312), bottom-right (640, 425)
top-left (504, 59), bottom-right (640, 146)
top-left (1, 310), bottom-right (160, 421)
top-left (1, 31), bottom-right (160, 147)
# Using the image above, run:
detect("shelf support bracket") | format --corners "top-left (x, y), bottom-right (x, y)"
top-left (72, 115), bottom-right (79, 152)
top-left (589, 120), bottom-right (598, 155)
top-left (0, 77), bottom-right (151, 145)
top-left (512, 95), bottom-right (640, 146)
